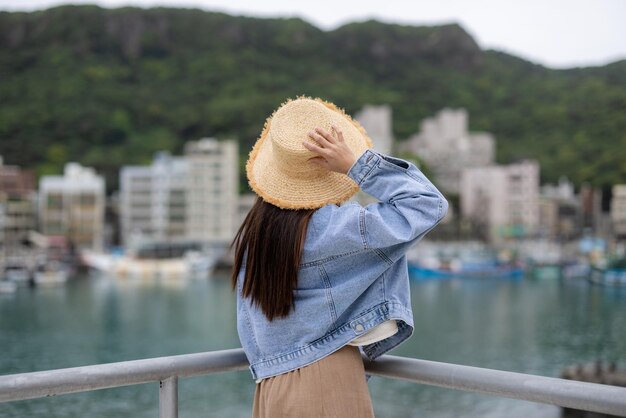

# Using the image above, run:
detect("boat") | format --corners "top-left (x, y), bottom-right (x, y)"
top-left (560, 261), bottom-right (591, 280)
top-left (588, 256), bottom-right (626, 287)
top-left (3, 261), bottom-right (31, 284)
top-left (0, 280), bottom-right (17, 294)
top-left (407, 242), bottom-right (525, 280)
top-left (588, 267), bottom-right (626, 287)
top-left (81, 240), bottom-right (222, 281)
top-left (408, 261), bottom-right (525, 280)
top-left (531, 264), bottom-right (561, 280)
top-left (34, 260), bottom-right (69, 286)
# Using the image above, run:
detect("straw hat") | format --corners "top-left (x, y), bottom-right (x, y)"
top-left (246, 97), bottom-right (373, 210)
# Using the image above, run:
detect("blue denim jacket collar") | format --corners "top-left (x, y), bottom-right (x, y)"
top-left (236, 149), bottom-right (448, 380)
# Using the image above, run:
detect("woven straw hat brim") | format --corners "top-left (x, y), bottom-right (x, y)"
top-left (246, 97), bottom-right (373, 210)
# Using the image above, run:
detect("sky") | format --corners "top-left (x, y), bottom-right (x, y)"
top-left (1, 0), bottom-right (625, 69)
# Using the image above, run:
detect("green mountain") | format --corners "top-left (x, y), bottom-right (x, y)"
top-left (1, 5), bottom-right (625, 192)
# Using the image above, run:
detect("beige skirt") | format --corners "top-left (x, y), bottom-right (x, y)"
top-left (252, 344), bottom-right (375, 418)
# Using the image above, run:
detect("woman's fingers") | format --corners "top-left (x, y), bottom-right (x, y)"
top-left (303, 138), bottom-right (329, 156)
top-left (315, 127), bottom-right (337, 144)
top-left (303, 125), bottom-right (355, 174)
top-left (331, 125), bottom-right (345, 142)
top-left (307, 126), bottom-right (343, 148)
top-left (307, 131), bottom-right (331, 149)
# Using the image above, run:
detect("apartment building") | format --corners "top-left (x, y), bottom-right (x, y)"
top-left (120, 139), bottom-right (239, 247)
top-left (354, 105), bottom-right (394, 155)
top-left (39, 163), bottom-right (105, 251)
top-left (120, 152), bottom-right (189, 247)
top-left (184, 138), bottom-right (239, 244)
top-left (538, 178), bottom-right (582, 240)
top-left (460, 160), bottom-right (539, 241)
top-left (610, 185), bottom-right (626, 239)
top-left (0, 157), bottom-right (38, 258)
top-left (399, 108), bottom-right (494, 193)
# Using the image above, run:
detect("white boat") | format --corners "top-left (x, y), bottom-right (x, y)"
top-left (34, 261), bottom-right (68, 286)
top-left (0, 280), bottom-right (17, 294)
top-left (589, 267), bottom-right (626, 287)
top-left (561, 262), bottom-right (591, 279)
top-left (81, 240), bottom-right (222, 281)
top-left (81, 250), bottom-right (116, 272)
top-left (3, 263), bottom-right (31, 284)
top-left (406, 241), bottom-right (525, 279)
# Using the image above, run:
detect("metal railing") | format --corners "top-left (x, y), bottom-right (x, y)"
top-left (0, 348), bottom-right (625, 417)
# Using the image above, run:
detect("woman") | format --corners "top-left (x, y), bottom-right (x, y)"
top-left (231, 97), bottom-right (448, 417)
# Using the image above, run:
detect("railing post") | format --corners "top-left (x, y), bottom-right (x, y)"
top-left (159, 377), bottom-right (178, 418)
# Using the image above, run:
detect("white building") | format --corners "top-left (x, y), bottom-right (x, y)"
top-left (350, 105), bottom-right (395, 205)
top-left (610, 185), bottom-right (626, 238)
top-left (39, 163), bottom-right (106, 251)
top-left (460, 160), bottom-right (539, 241)
top-left (119, 165), bottom-right (152, 245)
top-left (120, 139), bottom-right (239, 247)
top-left (399, 108), bottom-right (495, 193)
top-left (354, 105), bottom-right (393, 155)
top-left (185, 138), bottom-right (239, 244)
top-left (120, 152), bottom-right (189, 247)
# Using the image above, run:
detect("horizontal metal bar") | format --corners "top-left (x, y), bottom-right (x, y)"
top-left (0, 348), bottom-right (248, 403)
top-left (363, 356), bottom-right (626, 417)
top-left (0, 348), bottom-right (625, 417)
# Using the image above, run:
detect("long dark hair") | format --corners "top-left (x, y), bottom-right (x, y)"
top-left (230, 197), bottom-right (316, 321)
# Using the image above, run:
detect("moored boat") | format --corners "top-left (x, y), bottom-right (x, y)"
top-left (531, 264), bottom-right (561, 280)
top-left (560, 261), bottom-right (591, 279)
top-left (407, 242), bottom-right (525, 280)
top-left (0, 280), bottom-right (17, 294)
top-left (408, 262), bottom-right (525, 280)
top-left (81, 240), bottom-right (222, 281)
top-left (3, 261), bottom-right (31, 284)
top-left (588, 267), bottom-right (626, 287)
top-left (34, 260), bottom-right (69, 286)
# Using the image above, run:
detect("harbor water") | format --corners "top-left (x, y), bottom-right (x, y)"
top-left (1, 272), bottom-right (625, 418)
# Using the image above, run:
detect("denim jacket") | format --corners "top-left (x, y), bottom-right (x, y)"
top-left (236, 149), bottom-right (448, 381)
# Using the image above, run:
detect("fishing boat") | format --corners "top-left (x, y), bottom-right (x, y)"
top-left (407, 242), bottom-right (525, 280)
top-left (589, 257), bottom-right (626, 287)
top-left (531, 264), bottom-right (561, 280)
top-left (408, 261), bottom-right (525, 279)
top-left (34, 260), bottom-right (69, 286)
top-left (0, 279), bottom-right (17, 294)
top-left (560, 261), bottom-right (591, 280)
top-left (82, 240), bottom-right (222, 281)
top-left (3, 260), bottom-right (31, 285)
top-left (588, 266), bottom-right (626, 287)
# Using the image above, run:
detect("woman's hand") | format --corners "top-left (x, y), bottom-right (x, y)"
top-left (303, 125), bottom-right (357, 174)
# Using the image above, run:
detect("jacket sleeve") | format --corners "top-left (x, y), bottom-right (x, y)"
top-left (346, 149), bottom-right (448, 259)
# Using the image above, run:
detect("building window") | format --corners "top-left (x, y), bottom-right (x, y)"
top-left (47, 194), bottom-right (63, 209)
top-left (80, 193), bottom-right (96, 206)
